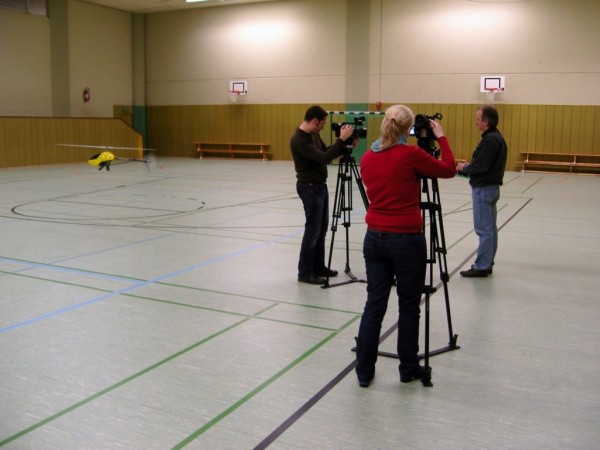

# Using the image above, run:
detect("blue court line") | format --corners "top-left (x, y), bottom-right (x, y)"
top-left (0, 229), bottom-right (304, 334)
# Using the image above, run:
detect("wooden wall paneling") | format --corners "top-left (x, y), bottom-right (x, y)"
top-left (43, 119), bottom-right (58, 165)
top-left (0, 117), bottom-right (141, 168)
top-left (594, 107), bottom-right (600, 155)
top-left (535, 105), bottom-right (547, 153)
top-left (21, 118), bottom-right (32, 166)
top-left (506, 105), bottom-right (520, 170)
top-left (526, 105), bottom-right (539, 158)
top-left (446, 104), bottom-right (460, 158)
top-left (0, 119), bottom-right (5, 167)
top-left (2, 119), bottom-right (14, 166)
top-left (552, 106), bottom-right (564, 153)
top-left (542, 105), bottom-right (554, 152)
top-left (561, 105), bottom-right (573, 153)
top-left (580, 106), bottom-right (600, 155)
top-left (270, 104), bottom-right (282, 159)
top-left (569, 105), bottom-right (581, 153)
top-left (4, 104), bottom-right (600, 170)
top-left (467, 104), bottom-right (481, 159)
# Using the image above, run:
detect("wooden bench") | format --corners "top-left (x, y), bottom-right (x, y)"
top-left (195, 142), bottom-right (270, 161)
top-left (517, 152), bottom-right (600, 175)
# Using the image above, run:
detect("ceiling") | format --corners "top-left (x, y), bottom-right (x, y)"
top-left (82, 0), bottom-right (275, 14)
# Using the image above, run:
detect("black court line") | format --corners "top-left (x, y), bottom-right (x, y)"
top-left (252, 196), bottom-right (534, 449)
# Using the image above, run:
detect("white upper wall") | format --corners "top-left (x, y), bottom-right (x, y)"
top-left (67, 0), bottom-right (133, 117)
top-left (0, 0), bottom-right (132, 117)
top-left (370, 0), bottom-right (600, 105)
top-left (146, 0), bottom-right (349, 105)
top-left (0, 9), bottom-right (52, 116)
top-left (1, 0), bottom-right (599, 116)
top-left (145, 0), bottom-right (600, 106)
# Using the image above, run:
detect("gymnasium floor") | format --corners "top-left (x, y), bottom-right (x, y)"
top-left (1, 158), bottom-right (599, 449)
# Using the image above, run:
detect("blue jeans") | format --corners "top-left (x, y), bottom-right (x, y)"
top-left (296, 182), bottom-right (329, 277)
top-left (356, 230), bottom-right (426, 381)
top-left (472, 184), bottom-right (500, 271)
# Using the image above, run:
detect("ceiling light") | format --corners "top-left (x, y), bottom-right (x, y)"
top-left (467, 0), bottom-right (531, 3)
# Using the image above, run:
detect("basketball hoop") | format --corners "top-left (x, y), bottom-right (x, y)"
top-left (485, 88), bottom-right (500, 102)
top-left (228, 90), bottom-right (241, 103)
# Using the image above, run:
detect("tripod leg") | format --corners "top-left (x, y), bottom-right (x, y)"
top-left (324, 164), bottom-right (345, 288)
top-left (421, 289), bottom-right (433, 387)
top-left (431, 179), bottom-right (460, 351)
top-left (323, 156), bottom-right (366, 288)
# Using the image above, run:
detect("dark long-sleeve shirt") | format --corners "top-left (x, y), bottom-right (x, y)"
top-left (460, 128), bottom-right (507, 187)
top-left (290, 128), bottom-right (347, 183)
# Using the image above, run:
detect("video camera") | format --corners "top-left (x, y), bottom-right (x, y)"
top-left (411, 112), bottom-right (443, 157)
top-left (332, 116), bottom-right (368, 149)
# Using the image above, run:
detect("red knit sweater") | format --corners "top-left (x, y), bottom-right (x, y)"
top-left (360, 136), bottom-right (456, 234)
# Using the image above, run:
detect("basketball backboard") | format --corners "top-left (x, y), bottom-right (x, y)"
top-left (480, 75), bottom-right (505, 93)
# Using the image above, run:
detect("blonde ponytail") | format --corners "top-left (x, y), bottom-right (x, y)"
top-left (379, 105), bottom-right (415, 150)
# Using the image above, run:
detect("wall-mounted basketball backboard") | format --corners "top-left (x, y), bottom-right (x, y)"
top-left (229, 80), bottom-right (248, 95)
top-left (480, 75), bottom-right (505, 93)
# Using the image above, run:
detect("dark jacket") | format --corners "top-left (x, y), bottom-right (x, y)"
top-left (290, 128), bottom-right (346, 183)
top-left (460, 128), bottom-right (507, 187)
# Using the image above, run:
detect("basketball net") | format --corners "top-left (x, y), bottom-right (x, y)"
top-left (228, 90), bottom-right (241, 103)
top-left (485, 88), bottom-right (500, 103)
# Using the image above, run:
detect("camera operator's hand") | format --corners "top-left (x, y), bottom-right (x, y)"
top-left (429, 120), bottom-right (444, 138)
top-left (339, 124), bottom-right (355, 141)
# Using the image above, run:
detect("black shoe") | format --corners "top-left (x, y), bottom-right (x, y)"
top-left (358, 376), bottom-right (373, 388)
top-left (400, 365), bottom-right (426, 383)
top-left (298, 275), bottom-right (326, 285)
top-left (356, 366), bottom-right (374, 388)
top-left (460, 268), bottom-right (489, 278)
top-left (316, 268), bottom-right (338, 277)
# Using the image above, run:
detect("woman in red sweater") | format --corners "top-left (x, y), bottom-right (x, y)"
top-left (355, 104), bottom-right (456, 387)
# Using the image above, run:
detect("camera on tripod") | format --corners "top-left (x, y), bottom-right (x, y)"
top-left (331, 116), bottom-right (368, 149)
top-left (411, 112), bottom-right (443, 157)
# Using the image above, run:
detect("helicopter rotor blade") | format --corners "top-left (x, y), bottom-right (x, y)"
top-left (57, 143), bottom-right (156, 152)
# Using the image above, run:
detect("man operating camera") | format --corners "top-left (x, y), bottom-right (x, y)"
top-left (290, 105), bottom-right (356, 285)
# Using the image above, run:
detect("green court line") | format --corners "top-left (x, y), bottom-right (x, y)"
top-left (1, 309), bottom-right (360, 448)
top-left (0, 270), bottom-right (113, 292)
top-left (0, 255), bottom-right (146, 282)
top-left (124, 293), bottom-right (357, 333)
top-left (0, 318), bottom-right (250, 447)
top-left (171, 328), bottom-right (348, 449)
top-left (153, 282), bottom-right (362, 315)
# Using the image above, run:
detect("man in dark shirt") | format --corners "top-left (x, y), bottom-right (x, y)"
top-left (457, 105), bottom-right (507, 277)
top-left (290, 105), bottom-right (355, 285)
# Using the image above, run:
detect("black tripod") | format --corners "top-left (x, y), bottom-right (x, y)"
top-left (375, 176), bottom-right (460, 387)
top-left (322, 153), bottom-right (369, 289)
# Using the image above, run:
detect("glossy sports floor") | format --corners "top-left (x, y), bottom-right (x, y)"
top-left (1, 158), bottom-right (599, 449)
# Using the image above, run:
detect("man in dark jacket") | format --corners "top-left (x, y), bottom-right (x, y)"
top-left (456, 105), bottom-right (507, 277)
top-left (290, 105), bottom-right (355, 285)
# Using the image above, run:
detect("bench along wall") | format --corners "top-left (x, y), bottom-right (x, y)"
top-left (3, 103), bottom-right (598, 171)
top-left (145, 103), bottom-right (600, 172)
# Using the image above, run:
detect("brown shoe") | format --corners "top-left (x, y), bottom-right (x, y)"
top-left (460, 268), bottom-right (489, 278)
